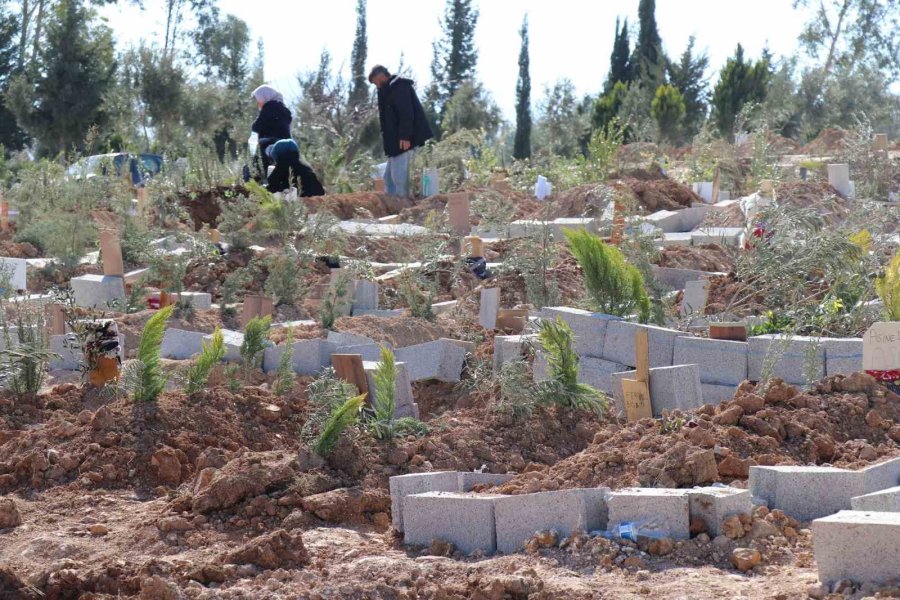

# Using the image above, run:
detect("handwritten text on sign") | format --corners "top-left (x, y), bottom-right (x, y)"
top-left (863, 322), bottom-right (900, 371)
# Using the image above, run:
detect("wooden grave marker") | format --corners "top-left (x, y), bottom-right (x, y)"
top-left (0, 196), bottom-right (8, 232)
top-left (99, 230), bottom-right (124, 277)
top-left (621, 329), bottom-right (652, 422)
top-left (241, 294), bottom-right (274, 328)
top-left (463, 236), bottom-right (484, 258)
top-left (874, 134), bottom-right (889, 152)
top-left (447, 192), bottom-right (472, 236)
top-left (49, 303), bottom-right (66, 336)
top-left (331, 354), bottom-right (370, 399)
top-left (610, 200), bottom-right (626, 245)
top-left (711, 166), bottom-right (721, 204)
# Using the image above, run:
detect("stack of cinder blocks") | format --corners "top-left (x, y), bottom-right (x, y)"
top-left (392, 472), bottom-right (751, 555)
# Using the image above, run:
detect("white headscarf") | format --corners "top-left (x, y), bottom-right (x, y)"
top-left (251, 84), bottom-right (284, 105)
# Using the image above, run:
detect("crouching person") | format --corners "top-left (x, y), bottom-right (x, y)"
top-left (265, 139), bottom-right (326, 197)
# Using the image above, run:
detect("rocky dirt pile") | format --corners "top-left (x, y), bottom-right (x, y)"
top-left (774, 181), bottom-right (851, 224)
top-left (497, 373), bottom-right (900, 494)
top-left (400, 188), bottom-right (542, 226)
top-left (547, 172), bottom-right (701, 219)
top-left (655, 244), bottom-right (735, 273)
top-left (0, 239), bottom-right (40, 259)
top-left (699, 202), bottom-right (745, 228)
top-left (800, 128), bottom-right (849, 155)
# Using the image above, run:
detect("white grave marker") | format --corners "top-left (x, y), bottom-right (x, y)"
top-left (862, 322), bottom-right (900, 372)
top-left (0, 257), bottom-right (27, 291)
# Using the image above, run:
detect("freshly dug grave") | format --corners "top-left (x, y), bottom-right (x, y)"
top-left (800, 127), bottom-right (849, 155)
top-left (774, 181), bottom-right (851, 224)
top-left (545, 172), bottom-right (701, 219)
top-left (656, 244), bottom-right (735, 273)
top-left (331, 314), bottom-right (460, 348)
top-left (0, 239), bottom-right (40, 259)
top-left (698, 201), bottom-right (745, 228)
top-left (497, 373), bottom-right (900, 494)
top-left (399, 187), bottom-right (542, 227)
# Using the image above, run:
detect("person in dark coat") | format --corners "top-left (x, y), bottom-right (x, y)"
top-left (265, 139), bottom-right (325, 197)
top-left (250, 85), bottom-right (292, 175)
top-left (368, 65), bottom-right (433, 198)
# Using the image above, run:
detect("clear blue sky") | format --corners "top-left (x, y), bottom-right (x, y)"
top-left (100, 0), bottom-right (809, 119)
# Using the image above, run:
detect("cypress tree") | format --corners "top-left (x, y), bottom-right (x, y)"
top-left (711, 44), bottom-right (771, 139)
top-left (348, 0), bottom-right (368, 108)
top-left (429, 0), bottom-right (479, 115)
top-left (605, 17), bottom-right (632, 92)
top-left (668, 36), bottom-right (709, 140)
top-left (0, 3), bottom-right (25, 151)
top-left (513, 15), bottom-right (531, 160)
top-left (633, 0), bottom-right (664, 89)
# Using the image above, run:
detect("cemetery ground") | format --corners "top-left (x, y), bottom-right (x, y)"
top-left (2, 128), bottom-right (900, 599)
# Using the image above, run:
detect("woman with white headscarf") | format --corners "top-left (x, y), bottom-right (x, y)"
top-left (250, 84), bottom-right (292, 174)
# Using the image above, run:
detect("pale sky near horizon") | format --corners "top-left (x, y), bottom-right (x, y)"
top-left (99, 0), bottom-right (811, 119)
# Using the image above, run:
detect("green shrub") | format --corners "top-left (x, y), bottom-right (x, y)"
top-left (536, 317), bottom-right (607, 417)
top-left (313, 393), bottom-right (365, 456)
top-left (185, 327), bottom-right (225, 395)
top-left (274, 329), bottom-right (295, 396)
top-left (240, 315), bottom-right (271, 371)
top-left (876, 252), bottom-right (900, 320)
top-left (564, 228), bottom-right (651, 322)
top-left (368, 346), bottom-right (397, 441)
top-left (124, 305), bottom-right (175, 402)
top-left (319, 272), bottom-right (352, 330)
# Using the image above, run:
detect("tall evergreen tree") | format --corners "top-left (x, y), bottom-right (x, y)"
top-left (668, 36), bottom-right (709, 140)
top-left (605, 17), bottom-right (632, 92)
top-left (0, 0), bottom-right (26, 151)
top-left (633, 0), bottom-right (665, 89)
top-left (711, 44), bottom-right (771, 139)
top-left (7, 0), bottom-right (116, 157)
top-left (348, 0), bottom-right (368, 108)
top-left (428, 0), bottom-right (479, 116)
top-left (513, 15), bottom-right (531, 160)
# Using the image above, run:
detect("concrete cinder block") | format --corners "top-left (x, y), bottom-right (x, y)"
top-left (749, 465), bottom-right (866, 521)
top-left (204, 329), bottom-right (244, 363)
top-left (458, 472), bottom-right (515, 492)
top-left (662, 232), bottom-right (693, 247)
top-left (175, 292), bottom-right (212, 310)
top-left (851, 486), bottom-right (900, 512)
top-left (533, 353), bottom-right (629, 396)
top-left (263, 338), bottom-right (329, 375)
top-left (687, 487), bottom-right (752, 537)
top-left (674, 336), bottom-right (748, 385)
top-left (479, 288), bottom-right (499, 329)
top-left (328, 342), bottom-right (385, 363)
top-left (644, 210), bottom-right (683, 233)
top-left (748, 334), bottom-right (825, 386)
top-left (609, 364), bottom-right (703, 416)
top-left (352, 308), bottom-right (406, 318)
top-left (701, 383), bottom-right (738, 405)
top-left (812, 510), bottom-right (900, 586)
top-left (493, 334), bottom-right (536, 373)
top-left (0, 257), bottom-right (27, 291)
top-left (691, 227), bottom-right (745, 247)
top-left (860, 456), bottom-right (900, 494)
top-left (652, 266), bottom-right (723, 293)
top-left (395, 339), bottom-right (466, 383)
top-left (677, 206), bottom-right (711, 231)
top-left (389, 472), bottom-right (461, 532)
top-left (680, 280), bottom-right (710, 317)
top-left (326, 331), bottom-right (376, 347)
top-left (540, 307), bottom-right (621, 358)
top-left (607, 488), bottom-right (691, 539)
top-left (403, 492), bottom-right (502, 554)
top-left (160, 328), bottom-right (206, 360)
top-left (364, 360), bottom-right (417, 418)
top-left (432, 300), bottom-right (457, 316)
top-left (823, 337), bottom-right (863, 376)
top-left (494, 488), bottom-right (610, 554)
top-left (351, 280), bottom-right (379, 313)
top-left (71, 274), bottom-right (126, 309)
top-left (602, 321), bottom-right (686, 368)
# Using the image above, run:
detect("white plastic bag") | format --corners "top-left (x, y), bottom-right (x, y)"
top-left (535, 175), bottom-right (552, 200)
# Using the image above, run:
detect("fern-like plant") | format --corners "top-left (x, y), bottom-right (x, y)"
top-left (185, 327), bottom-right (225, 395)
top-left (274, 328), bottom-right (295, 396)
top-left (564, 228), bottom-right (651, 323)
top-left (313, 392), bottom-right (365, 456)
top-left (124, 304), bottom-right (175, 402)
top-left (536, 317), bottom-right (607, 417)
top-left (240, 315), bottom-right (271, 371)
top-left (369, 345), bottom-right (398, 441)
top-left (876, 251), bottom-right (900, 320)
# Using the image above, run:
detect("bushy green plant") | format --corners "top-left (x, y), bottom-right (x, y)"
top-left (502, 217), bottom-right (560, 309)
top-left (185, 327), bottom-right (225, 395)
top-left (368, 345), bottom-right (397, 441)
top-left (876, 252), bottom-right (900, 320)
top-left (265, 247), bottom-right (308, 307)
top-left (123, 305), bottom-right (175, 402)
top-left (536, 317), bottom-right (607, 417)
top-left (495, 360), bottom-right (539, 420)
top-left (564, 228), bottom-right (651, 322)
top-left (320, 271), bottom-right (353, 330)
top-left (397, 270), bottom-right (435, 321)
top-left (240, 315), bottom-right (271, 371)
top-left (224, 363), bottom-right (242, 392)
top-left (220, 267), bottom-right (251, 318)
top-left (313, 392), bottom-right (365, 456)
top-left (274, 329), bottom-right (295, 397)
top-left (1, 301), bottom-right (52, 399)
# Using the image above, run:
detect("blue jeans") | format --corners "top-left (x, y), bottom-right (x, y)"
top-left (385, 150), bottom-right (413, 198)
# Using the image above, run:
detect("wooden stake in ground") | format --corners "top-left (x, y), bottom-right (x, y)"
top-left (621, 329), bottom-right (652, 422)
top-left (48, 303), bottom-right (66, 336)
top-left (331, 354), bottom-right (370, 399)
top-left (99, 230), bottom-right (124, 277)
top-left (463, 236), bottom-right (484, 257)
top-left (241, 294), bottom-right (274, 328)
top-left (610, 200), bottom-right (626, 245)
top-left (447, 192), bottom-right (472, 237)
top-left (711, 166), bottom-right (721, 204)
top-left (0, 194), bottom-right (8, 232)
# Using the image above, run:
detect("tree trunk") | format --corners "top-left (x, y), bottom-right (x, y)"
top-left (30, 0), bottom-right (45, 66)
top-left (822, 0), bottom-right (850, 79)
top-left (17, 0), bottom-right (30, 72)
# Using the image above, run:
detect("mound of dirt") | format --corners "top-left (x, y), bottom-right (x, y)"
top-left (496, 373), bottom-right (900, 494)
top-left (774, 181), bottom-right (851, 223)
top-left (332, 315), bottom-right (456, 348)
top-left (699, 202), bottom-right (746, 228)
top-left (543, 184), bottom-right (615, 219)
top-left (401, 188), bottom-right (541, 226)
top-left (656, 244), bottom-right (735, 273)
top-left (800, 128), bottom-right (849, 155)
top-left (0, 240), bottom-right (40, 259)
top-left (615, 176), bottom-right (701, 212)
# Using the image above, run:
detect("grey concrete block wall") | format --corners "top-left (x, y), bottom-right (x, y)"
top-left (351, 280), bottom-right (379, 313)
top-left (749, 465), bottom-right (866, 521)
top-left (691, 227), bottom-right (745, 247)
top-left (644, 210), bottom-right (682, 233)
top-left (493, 334), bottom-right (536, 372)
top-left (353, 309), bottom-right (406, 318)
top-left (494, 488), bottom-right (610, 554)
top-left (458, 472), bottom-right (515, 492)
top-left (404, 492), bottom-right (503, 554)
top-left (674, 337), bottom-right (748, 385)
top-left (479, 288), bottom-right (499, 329)
top-left (813, 510), bottom-right (900, 586)
top-left (851, 486), bottom-right (900, 512)
top-left (687, 487), bottom-right (752, 537)
top-left (678, 206), bottom-right (711, 231)
top-left (71, 274), bottom-right (126, 309)
top-left (823, 337), bottom-right (864, 376)
top-left (389, 472), bottom-right (460, 531)
top-left (860, 457), bottom-right (900, 493)
top-left (607, 488), bottom-right (691, 539)
top-left (326, 331), bottom-right (376, 347)
top-left (364, 360), bottom-right (417, 418)
top-left (533, 352), bottom-right (630, 396)
top-left (662, 232), bottom-right (693, 247)
top-left (160, 328), bottom-right (206, 360)
top-left (748, 334), bottom-right (825, 386)
top-left (602, 321), bottom-right (686, 368)
top-left (175, 292), bottom-right (212, 310)
top-left (609, 364), bottom-right (704, 416)
top-left (49, 333), bottom-right (124, 371)
top-left (205, 329), bottom-right (244, 363)
top-left (539, 306), bottom-right (621, 358)
top-left (395, 340), bottom-right (466, 382)
top-left (701, 383), bottom-right (739, 405)
top-left (0, 256), bottom-right (27, 290)
top-left (263, 339), bottom-right (329, 375)
top-left (330, 343), bottom-right (385, 363)
top-left (652, 266), bottom-right (722, 292)
top-left (680, 280), bottom-right (710, 317)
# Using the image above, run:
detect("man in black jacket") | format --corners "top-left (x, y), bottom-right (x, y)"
top-left (369, 65), bottom-right (433, 198)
